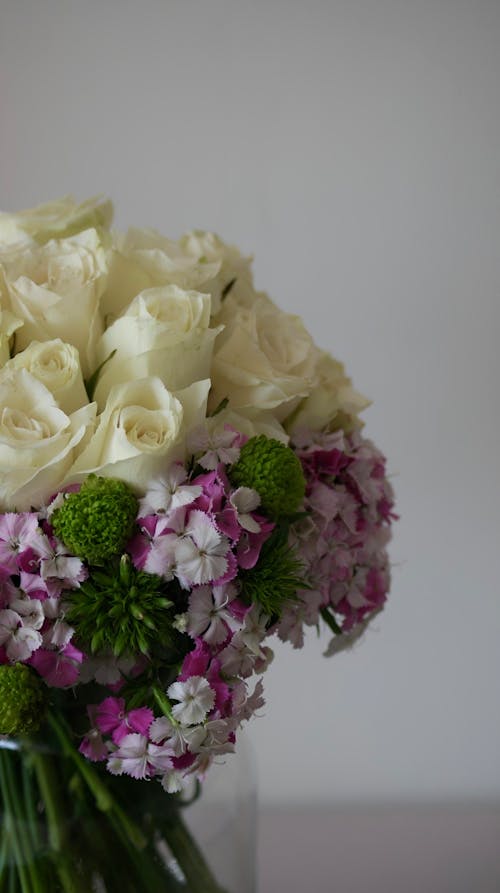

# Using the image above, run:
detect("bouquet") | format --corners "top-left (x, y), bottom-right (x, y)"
top-left (0, 196), bottom-right (396, 892)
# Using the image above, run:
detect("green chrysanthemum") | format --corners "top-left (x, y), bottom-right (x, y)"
top-left (239, 534), bottom-right (306, 619)
top-left (230, 435), bottom-right (306, 518)
top-left (52, 475), bottom-right (138, 564)
top-left (65, 556), bottom-right (176, 658)
top-left (0, 664), bottom-right (48, 736)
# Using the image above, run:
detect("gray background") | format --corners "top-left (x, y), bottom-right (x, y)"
top-left (1, 0), bottom-right (499, 810)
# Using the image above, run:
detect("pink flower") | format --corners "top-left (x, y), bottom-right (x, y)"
top-left (29, 642), bottom-right (84, 687)
top-left (95, 697), bottom-right (154, 745)
top-left (236, 516), bottom-right (275, 570)
top-left (0, 513), bottom-right (48, 575)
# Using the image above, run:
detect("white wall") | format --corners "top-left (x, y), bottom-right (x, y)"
top-left (1, 0), bottom-right (499, 805)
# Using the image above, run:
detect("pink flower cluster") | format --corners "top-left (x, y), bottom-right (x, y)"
top-left (82, 640), bottom-right (266, 793)
top-left (0, 422), bottom-right (395, 792)
top-left (277, 429), bottom-right (396, 648)
top-left (0, 512), bottom-right (86, 686)
top-left (128, 452), bottom-right (275, 586)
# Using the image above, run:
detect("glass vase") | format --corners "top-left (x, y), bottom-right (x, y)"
top-left (0, 718), bottom-right (257, 893)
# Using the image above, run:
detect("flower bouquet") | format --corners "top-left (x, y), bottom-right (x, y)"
top-left (0, 196), bottom-right (396, 892)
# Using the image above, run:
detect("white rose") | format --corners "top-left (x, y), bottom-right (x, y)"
top-left (178, 230), bottom-right (255, 313)
top-left (207, 407), bottom-right (289, 444)
top-left (210, 292), bottom-right (317, 419)
top-left (102, 228), bottom-right (221, 321)
top-left (102, 228), bottom-right (254, 321)
top-left (1, 339), bottom-right (88, 415)
top-left (0, 369), bottom-right (96, 511)
top-left (285, 350), bottom-right (370, 433)
top-left (0, 195), bottom-right (113, 247)
top-left (65, 376), bottom-right (210, 491)
top-left (0, 306), bottom-right (23, 367)
top-left (93, 285), bottom-right (222, 409)
top-left (0, 229), bottom-right (108, 377)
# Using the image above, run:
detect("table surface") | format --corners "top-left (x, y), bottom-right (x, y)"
top-left (257, 804), bottom-right (500, 893)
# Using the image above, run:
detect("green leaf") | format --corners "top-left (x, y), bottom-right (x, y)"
top-left (84, 349), bottom-right (117, 401)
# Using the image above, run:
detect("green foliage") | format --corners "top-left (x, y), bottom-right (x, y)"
top-left (229, 435), bottom-right (306, 518)
top-left (52, 475), bottom-right (138, 564)
top-left (0, 664), bottom-right (48, 736)
top-left (65, 556), bottom-right (176, 658)
top-left (239, 528), bottom-right (306, 619)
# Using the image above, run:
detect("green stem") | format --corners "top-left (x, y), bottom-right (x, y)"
top-left (0, 751), bottom-right (32, 893)
top-left (31, 752), bottom-right (87, 893)
top-left (320, 606), bottom-right (343, 636)
top-left (21, 762), bottom-right (40, 855)
top-left (162, 809), bottom-right (229, 893)
top-left (48, 713), bottom-right (148, 850)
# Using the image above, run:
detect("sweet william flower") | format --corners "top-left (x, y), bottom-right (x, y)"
top-left (174, 510), bottom-right (231, 586)
top-left (187, 583), bottom-right (239, 645)
top-left (138, 464), bottom-right (202, 517)
top-left (29, 641), bottom-right (84, 687)
top-left (0, 608), bottom-right (43, 661)
top-left (167, 676), bottom-right (216, 725)
top-left (149, 716), bottom-right (205, 757)
top-left (187, 424), bottom-right (241, 471)
top-left (229, 487), bottom-right (261, 533)
top-left (0, 513), bottom-right (47, 575)
top-left (107, 733), bottom-right (173, 780)
top-left (95, 696), bottom-right (154, 745)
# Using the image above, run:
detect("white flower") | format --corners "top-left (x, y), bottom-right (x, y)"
top-left (167, 676), bottom-right (215, 725)
top-left (102, 227), bottom-right (252, 321)
top-left (174, 510), bottom-right (230, 586)
top-left (160, 770), bottom-right (187, 794)
top-left (0, 195), bottom-right (113, 246)
top-left (38, 540), bottom-right (86, 586)
top-left (102, 228), bottom-right (222, 320)
top-left (8, 595), bottom-right (44, 631)
top-left (195, 718), bottom-right (236, 755)
top-left (110, 736), bottom-right (159, 778)
top-left (139, 464), bottom-right (202, 517)
top-left (93, 285), bottom-right (222, 408)
top-left (0, 369), bottom-right (96, 511)
top-left (210, 292), bottom-right (317, 419)
top-left (230, 488), bottom-right (261, 533)
top-left (1, 339), bottom-right (88, 414)
top-left (203, 406), bottom-right (289, 445)
top-left (1, 229), bottom-right (108, 377)
top-left (149, 716), bottom-right (205, 756)
top-left (0, 308), bottom-right (23, 368)
top-left (286, 349), bottom-right (370, 433)
top-left (239, 604), bottom-right (270, 655)
top-left (0, 607), bottom-right (42, 660)
top-left (187, 584), bottom-right (239, 645)
top-left (179, 230), bottom-right (255, 315)
top-left (143, 529), bottom-right (177, 580)
top-left (187, 425), bottom-right (240, 470)
top-left (63, 377), bottom-right (210, 492)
